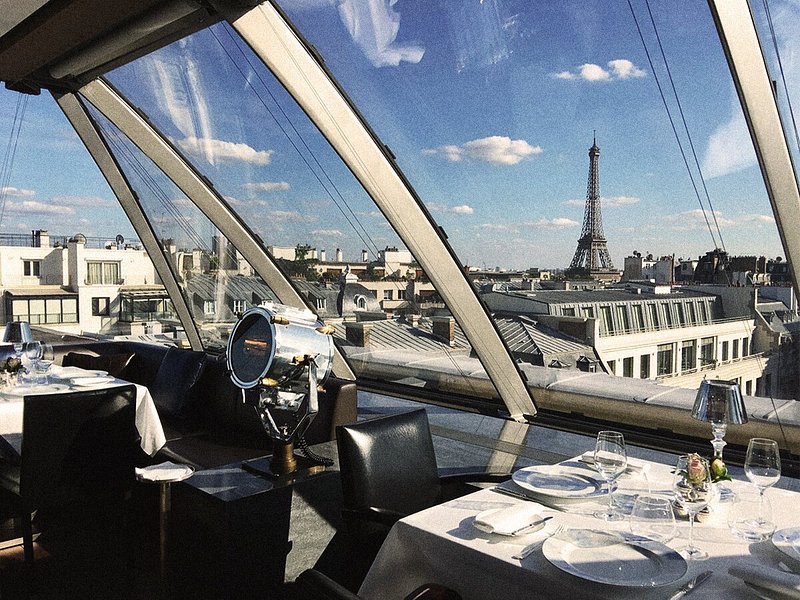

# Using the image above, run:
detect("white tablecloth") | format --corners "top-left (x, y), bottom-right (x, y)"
top-left (359, 458), bottom-right (800, 600)
top-left (0, 368), bottom-right (166, 457)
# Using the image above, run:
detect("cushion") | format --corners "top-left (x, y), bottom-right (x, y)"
top-left (62, 352), bottom-right (135, 379)
top-left (149, 347), bottom-right (206, 418)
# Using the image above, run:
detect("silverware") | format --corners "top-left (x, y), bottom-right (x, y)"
top-left (667, 570), bottom-right (712, 600)
top-left (512, 524), bottom-right (564, 560)
top-left (508, 515), bottom-right (553, 536)
top-left (491, 486), bottom-right (569, 512)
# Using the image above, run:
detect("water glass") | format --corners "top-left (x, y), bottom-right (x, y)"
top-left (744, 438), bottom-right (780, 532)
top-left (593, 430), bottom-right (627, 521)
top-left (673, 454), bottom-right (713, 560)
top-left (629, 495), bottom-right (676, 543)
top-left (728, 485), bottom-right (774, 541)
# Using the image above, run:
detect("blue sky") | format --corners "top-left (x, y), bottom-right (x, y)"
top-left (0, 0), bottom-right (795, 271)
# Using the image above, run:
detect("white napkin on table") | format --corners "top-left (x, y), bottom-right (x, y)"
top-left (579, 452), bottom-right (650, 478)
top-left (135, 461), bottom-right (194, 482)
top-left (729, 562), bottom-right (800, 599)
top-left (473, 502), bottom-right (547, 536)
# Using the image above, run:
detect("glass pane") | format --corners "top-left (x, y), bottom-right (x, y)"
top-left (104, 25), bottom-right (503, 404)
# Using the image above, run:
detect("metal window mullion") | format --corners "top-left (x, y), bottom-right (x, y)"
top-left (77, 78), bottom-right (354, 378)
top-left (54, 90), bottom-right (203, 349)
top-left (221, 2), bottom-right (535, 419)
top-left (709, 0), bottom-right (800, 297)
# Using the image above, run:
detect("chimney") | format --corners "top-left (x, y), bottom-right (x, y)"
top-left (407, 314), bottom-right (421, 328)
top-left (320, 249), bottom-right (327, 262)
top-left (361, 249), bottom-right (368, 262)
top-left (33, 229), bottom-right (49, 248)
top-left (432, 316), bottom-right (455, 346)
top-left (336, 248), bottom-right (343, 262)
top-left (345, 322), bottom-right (372, 347)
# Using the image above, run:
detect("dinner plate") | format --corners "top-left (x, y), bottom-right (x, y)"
top-left (512, 465), bottom-right (605, 499)
top-left (70, 376), bottom-right (116, 387)
top-left (743, 581), bottom-right (798, 600)
top-left (543, 529), bottom-right (687, 587)
top-left (772, 527), bottom-right (800, 563)
top-left (3, 383), bottom-right (70, 396)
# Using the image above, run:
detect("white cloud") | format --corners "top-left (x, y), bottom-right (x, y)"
top-left (478, 223), bottom-right (516, 231)
top-left (659, 209), bottom-right (773, 231)
top-left (242, 181), bottom-right (291, 191)
top-left (608, 59), bottom-right (646, 79)
top-left (337, 0), bottom-right (424, 67)
top-left (52, 195), bottom-right (112, 207)
top-left (0, 186), bottom-right (35, 197)
top-left (702, 109), bottom-right (757, 179)
top-left (269, 210), bottom-right (316, 222)
top-left (311, 229), bottom-right (344, 237)
top-left (425, 135), bottom-right (542, 165)
top-left (6, 200), bottom-right (74, 215)
top-left (525, 217), bottom-right (578, 229)
top-left (429, 203), bottom-right (475, 215)
top-left (176, 136), bottom-right (273, 165)
top-left (553, 59), bottom-right (646, 82)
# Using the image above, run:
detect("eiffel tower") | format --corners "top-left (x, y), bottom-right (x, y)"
top-left (568, 135), bottom-right (615, 275)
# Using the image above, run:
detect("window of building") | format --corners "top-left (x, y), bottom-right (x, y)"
top-left (11, 296), bottom-right (78, 324)
top-left (681, 340), bottom-right (696, 372)
top-left (563, 307), bottom-right (575, 316)
top-left (686, 302), bottom-right (697, 325)
top-left (657, 344), bottom-right (673, 376)
top-left (203, 300), bottom-right (216, 315)
top-left (698, 302), bottom-right (709, 324)
top-left (623, 357), bottom-right (633, 378)
top-left (649, 304), bottom-right (659, 329)
top-left (86, 261), bottom-right (120, 285)
top-left (397, 289), bottom-right (405, 301)
top-left (582, 306), bottom-right (594, 318)
top-left (22, 259), bottom-right (41, 277)
top-left (383, 289), bottom-right (393, 300)
top-left (742, 337), bottom-right (749, 356)
top-left (640, 354), bottom-right (650, 379)
top-left (616, 306), bottom-right (630, 333)
top-left (721, 340), bottom-right (729, 362)
top-left (233, 299), bottom-right (247, 314)
top-left (315, 297), bottom-right (326, 310)
top-left (700, 337), bottom-right (715, 367)
top-left (600, 306), bottom-right (613, 335)
top-left (746, 380), bottom-right (753, 396)
top-left (662, 303), bottom-right (673, 328)
top-left (354, 295), bottom-right (367, 309)
top-left (732, 339), bottom-right (739, 360)
top-left (632, 305), bottom-right (644, 331)
top-left (607, 360), bottom-right (616, 375)
top-left (676, 303), bottom-right (686, 325)
top-left (91, 297), bottom-right (110, 316)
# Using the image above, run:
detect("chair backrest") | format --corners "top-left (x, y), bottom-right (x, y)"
top-left (20, 385), bottom-right (138, 509)
top-left (336, 409), bottom-right (441, 517)
top-left (62, 351), bottom-right (135, 379)
top-left (149, 346), bottom-right (206, 418)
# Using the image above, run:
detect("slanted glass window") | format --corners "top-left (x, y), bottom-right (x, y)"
top-left (649, 304), bottom-right (660, 329)
top-left (657, 343), bottom-right (673, 376)
top-left (563, 307), bottom-right (575, 316)
top-left (583, 306), bottom-right (595, 318)
top-left (698, 302), bottom-right (709, 324)
top-left (600, 306), bottom-right (613, 335)
top-left (686, 303), bottom-right (697, 326)
top-left (681, 340), bottom-right (696, 372)
top-left (662, 303), bottom-right (673, 328)
top-left (616, 306), bottom-right (630, 333)
top-left (676, 303), bottom-right (686, 326)
top-left (632, 305), bottom-right (644, 331)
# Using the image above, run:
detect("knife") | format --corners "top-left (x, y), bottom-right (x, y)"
top-left (668, 570), bottom-right (712, 600)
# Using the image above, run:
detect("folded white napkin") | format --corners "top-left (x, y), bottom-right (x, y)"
top-left (473, 502), bottom-right (547, 536)
top-left (135, 461), bottom-right (194, 482)
top-left (579, 452), bottom-right (650, 478)
top-left (729, 562), bottom-right (800, 599)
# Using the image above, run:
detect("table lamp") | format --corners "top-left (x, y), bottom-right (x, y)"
top-left (691, 378), bottom-right (748, 460)
top-left (2, 321), bottom-right (33, 344)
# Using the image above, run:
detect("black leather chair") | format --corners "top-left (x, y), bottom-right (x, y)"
top-left (295, 568), bottom-right (462, 600)
top-left (335, 409), bottom-right (508, 589)
top-left (62, 351), bottom-right (135, 379)
top-left (0, 385), bottom-right (139, 567)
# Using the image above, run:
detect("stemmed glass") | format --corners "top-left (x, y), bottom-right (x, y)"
top-left (593, 430), bottom-right (627, 521)
top-left (673, 454), bottom-right (713, 560)
top-left (744, 438), bottom-right (781, 534)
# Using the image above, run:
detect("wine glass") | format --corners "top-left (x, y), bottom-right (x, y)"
top-left (593, 430), bottom-right (627, 521)
top-left (745, 438), bottom-right (780, 533)
top-left (673, 454), bottom-right (713, 560)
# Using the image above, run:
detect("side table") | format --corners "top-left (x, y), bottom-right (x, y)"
top-left (135, 461), bottom-right (195, 590)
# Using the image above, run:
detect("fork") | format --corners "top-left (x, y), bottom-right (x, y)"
top-left (512, 524), bottom-right (564, 560)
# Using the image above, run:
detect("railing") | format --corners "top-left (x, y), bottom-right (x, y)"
top-left (0, 232), bottom-right (141, 250)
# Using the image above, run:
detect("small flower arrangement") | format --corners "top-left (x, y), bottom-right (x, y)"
top-left (709, 457), bottom-right (732, 482)
top-left (0, 356), bottom-right (23, 374)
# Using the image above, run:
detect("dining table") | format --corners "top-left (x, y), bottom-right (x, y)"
top-left (0, 364), bottom-right (167, 458)
top-left (358, 454), bottom-right (800, 600)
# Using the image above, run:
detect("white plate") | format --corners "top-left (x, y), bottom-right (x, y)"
top-left (543, 529), bottom-right (687, 587)
top-left (773, 527), bottom-right (800, 563)
top-left (512, 465), bottom-right (605, 499)
top-left (743, 581), bottom-right (798, 600)
top-left (70, 376), bottom-right (116, 387)
top-left (3, 383), bottom-right (70, 396)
